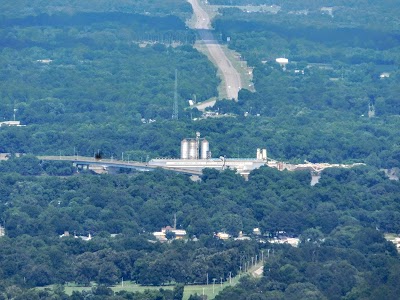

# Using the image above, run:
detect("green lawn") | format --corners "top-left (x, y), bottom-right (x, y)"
top-left (41, 262), bottom-right (263, 299)
top-left (59, 276), bottom-right (238, 300)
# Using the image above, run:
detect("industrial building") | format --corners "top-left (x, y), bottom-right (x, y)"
top-left (147, 132), bottom-right (363, 181)
top-left (148, 132), bottom-right (268, 178)
top-left (0, 121), bottom-right (24, 127)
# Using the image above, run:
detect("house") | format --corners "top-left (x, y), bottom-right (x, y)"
top-left (153, 231), bottom-right (168, 242)
top-left (153, 226), bottom-right (187, 242)
top-left (59, 231), bottom-right (70, 238)
top-left (59, 231), bottom-right (92, 241)
top-left (36, 59), bottom-right (53, 64)
top-left (79, 233), bottom-right (92, 241)
top-left (253, 228), bottom-right (261, 235)
top-left (215, 232), bottom-right (230, 240)
top-left (235, 231), bottom-right (251, 241)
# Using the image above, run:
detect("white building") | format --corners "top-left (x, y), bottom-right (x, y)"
top-left (0, 121), bottom-right (25, 127)
top-left (153, 226), bottom-right (187, 242)
top-left (0, 226), bottom-right (5, 237)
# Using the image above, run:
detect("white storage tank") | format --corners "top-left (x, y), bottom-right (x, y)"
top-left (201, 139), bottom-right (209, 159)
top-left (181, 139), bottom-right (189, 159)
top-left (262, 148), bottom-right (267, 161)
top-left (189, 140), bottom-right (197, 159)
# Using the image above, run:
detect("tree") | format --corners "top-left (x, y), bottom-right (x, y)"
top-left (285, 283), bottom-right (326, 300)
top-left (173, 284), bottom-right (184, 300)
top-left (97, 262), bottom-right (120, 285)
top-left (188, 294), bottom-right (203, 300)
top-left (92, 285), bottom-right (113, 296)
top-left (166, 231), bottom-right (176, 241)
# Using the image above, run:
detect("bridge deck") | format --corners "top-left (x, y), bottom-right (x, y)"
top-left (38, 156), bottom-right (202, 175)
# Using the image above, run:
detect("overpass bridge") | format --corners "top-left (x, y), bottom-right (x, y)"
top-left (38, 155), bottom-right (364, 184)
top-left (38, 156), bottom-right (203, 176)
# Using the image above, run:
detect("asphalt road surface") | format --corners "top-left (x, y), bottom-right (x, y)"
top-left (188, 0), bottom-right (242, 100)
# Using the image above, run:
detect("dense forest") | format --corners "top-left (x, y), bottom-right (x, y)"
top-left (0, 0), bottom-right (193, 19)
top-left (0, 158), bottom-right (399, 299)
top-left (0, 0), bottom-right (399, 166)
top-left (0, 0), bottom-right (400, 299)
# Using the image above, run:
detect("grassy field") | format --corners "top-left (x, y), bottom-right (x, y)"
top-left (55, 274), bottom-right (241, 299)
top-left (41, 262), bottom-right (264, 299)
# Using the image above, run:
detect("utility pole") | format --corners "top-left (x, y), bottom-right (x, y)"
top-left (172, 69), bottom-right (178, 120)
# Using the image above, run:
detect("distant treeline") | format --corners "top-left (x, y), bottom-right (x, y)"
top-left (0, 12), bottom-right (186, 31)
top-left (214, 18), bottom-right (400, 51)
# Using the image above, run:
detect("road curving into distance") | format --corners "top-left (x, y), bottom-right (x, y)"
top-left (188, 0), bottom-right (242, 100)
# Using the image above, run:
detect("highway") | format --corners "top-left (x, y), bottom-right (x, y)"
top-left (38, 156), bottom-right (203, 176)
top-left (188, 0), bottom-right (242, 100)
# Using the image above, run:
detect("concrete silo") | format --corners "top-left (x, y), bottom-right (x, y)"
top-left (201, 139), bottom-right (210, 159)
top-left (262, 148), bottom-right (267, 161)
top-left (181, 139), bottom-right (189, 159)
top-left (189, 140), bottom-right (197, 159)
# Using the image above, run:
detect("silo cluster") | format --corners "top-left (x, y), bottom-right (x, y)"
top-left (180, 134), bottom-right (211, 159)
